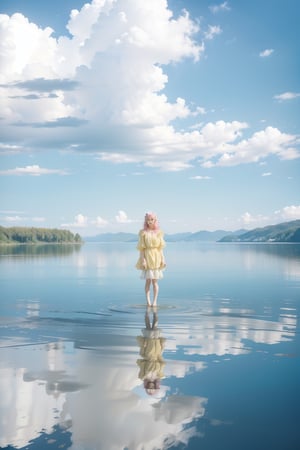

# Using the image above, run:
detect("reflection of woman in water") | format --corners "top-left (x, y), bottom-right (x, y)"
top-left (136, 308), bottom-right (165, 396)
top-left (136, 212), bottom-right (166, 307)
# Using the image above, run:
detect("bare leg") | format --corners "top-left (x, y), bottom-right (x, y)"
top-left (145, 279), bottom-right (151, 306)
top-left (152, 279), bottom-right (159, 306)
top-left (145, 309), bottom-right (151, 329)
top-left (152, 310), bottom-right (158, 329)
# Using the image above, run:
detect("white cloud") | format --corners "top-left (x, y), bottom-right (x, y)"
top-left (3, 215), bottom-right (24, 223)
top-left (61, 214), bottom-right (111, 229)
top-left (0, 164), bottom-right (69, 176)
top-left (115, 210), bottom-right (132, 223)
top-left (203, 126), bottom-right (299, 167)
top-left (239, 206), bottom-right (300, 229)
top-left (144, 159), bottom-right (193, 172)
top-left (189, 121), bottom-right (204, 130)
top-left (0, 143), bottom-right (23, 153)
top-left (196, 107), bottom-right (206, 115)
top-left (240, 212), bottom-right (269, 227)
top-left (204, 25), bottom-right (222, 40)
top-left (0, 13), bottom-right (57, 83)
top-left (94, 216), bottom-right (109, 227)
top-left (276, 205), bottom-right (300, 220)
top-left (273, 92), bottom-right (300, 101)
top-left (1, 214), bottom-right (45, 224)
top-left (61, 213), bottom-right (88, 228)
top-left (0, 1), bottom-right (208, 171)
top-left (189, 175), bottom-right (211, 180)
top-left (0, 1), bottom-right (298, 173)
top-left (259, 48), bottom-right (274, 57)
top-left (262, 172), bottom-right (272, 176)
top-left (209, 2), bottom-right (231, 14)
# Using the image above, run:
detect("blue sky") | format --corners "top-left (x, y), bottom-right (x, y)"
top-left (0, 0), bottom-right (299, 235)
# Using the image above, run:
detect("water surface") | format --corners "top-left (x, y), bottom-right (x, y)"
top-left (0, 242), bottom-right (299, 450)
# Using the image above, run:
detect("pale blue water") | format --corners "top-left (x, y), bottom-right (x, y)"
top-left (0, 242), bottom-right (299, 450)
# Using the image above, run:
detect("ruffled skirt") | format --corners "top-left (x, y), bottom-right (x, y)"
top-left (140, 269), bottom-right (164, 280)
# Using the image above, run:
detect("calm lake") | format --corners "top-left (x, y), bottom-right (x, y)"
top-left (0, 242), bottom-right (299, 450)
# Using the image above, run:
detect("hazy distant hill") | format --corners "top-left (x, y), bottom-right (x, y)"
top-left (165, 230), bottom-right (246, 242)
top-left (219, 220), bottom-right (300, 243)
top-left (84, 229), bottom-right (245, 242)
top-left (84, 232), bottom-right (137, 242)
top-left (84, 221), bottom-right (300, 243)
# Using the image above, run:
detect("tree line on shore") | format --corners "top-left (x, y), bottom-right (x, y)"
top-left (0, 226), bottom-right (82, 244)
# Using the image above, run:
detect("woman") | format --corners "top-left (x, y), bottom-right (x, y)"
top-left (136, 212), bottom-right (166, 306)
top-left (136, 308), bottom-right (166, 396)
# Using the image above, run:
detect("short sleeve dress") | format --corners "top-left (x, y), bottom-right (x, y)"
top-left (136, 230), bottom-right (166, 279)
top-left (136, 331), bottom-right (166, 381)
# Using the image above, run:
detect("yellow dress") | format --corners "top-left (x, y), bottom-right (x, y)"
top-left (136, 229), bottom-right (166, 279)
top-left (136, 334), bottom-right (166, 381)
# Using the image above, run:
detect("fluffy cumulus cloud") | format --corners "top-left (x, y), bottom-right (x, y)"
top-left (0, 0), bottom-right (299, 171)
top-left (240, 212), bottom-right (269, 227)
top-left (203, 126), bottom-right (299, 168)
top-left (60, 210), bottom-right (135, 230)
top-left (94, 216), bottom-right (109, 227)
top-left (115, 210), bottom-right (132, 223)
top-left (61, 213), bottom-right (88, 228)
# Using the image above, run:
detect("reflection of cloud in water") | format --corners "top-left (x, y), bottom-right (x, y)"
top-left (26, 299), bottom-right (40, 318)
top-left (235, 245), bottom-right (300, 277)
top-left (73, 246), bottom-right (135, 271)
top-left (0, 301), bottom-right (297, 449)
top-left (0, 342), bottom-right (68, 449)
top-left (163, 307), bottom-right (297, 357)
top-left (0, 337), bottom-right (207, 450)
top-left (284, 260), bottom-right (300, 280)
top-left (165, 360), bottom-right (207, 378)
top-left (16, 298), bottom-right (40, 318)
top-left (68, 349), bottom-right (207, 450)
top-left (280, 310), bottom-right (298, 330)
top-left (0, 367), bottom-right (67, 449)
top-left (74, 253), bottom-right (87, 269)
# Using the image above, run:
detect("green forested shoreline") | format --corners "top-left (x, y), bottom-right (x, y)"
top-left (0, 226), bottom-right (82, 244)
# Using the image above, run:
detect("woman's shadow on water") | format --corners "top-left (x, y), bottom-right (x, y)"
top-left (136, 307), bottom-right (166, 397)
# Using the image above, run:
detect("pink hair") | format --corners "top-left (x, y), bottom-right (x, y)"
top-left (143, 212), bottom-right (159, 231)
top-left (144, 378), bottom-right (160, 395)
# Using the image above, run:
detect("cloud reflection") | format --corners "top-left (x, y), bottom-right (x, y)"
top-left (0, 310), bottom-right (208, 450)
top-left (0, 300), bottom-right (298, 449)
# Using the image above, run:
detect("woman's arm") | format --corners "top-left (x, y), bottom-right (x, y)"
top-left (137, 231), bottom-right (147, 268)
top-left (140, 250), bottom-right (147, 268)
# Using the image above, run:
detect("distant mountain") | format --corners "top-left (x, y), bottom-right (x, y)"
top-left (164, 232), bottom-right (192, 242)
top-left (84, 229), bottom-right (246, 242)
top-left (165, 230), bottom-right (246, 242)
top-left (84, 232), bottom-right (137, 242)
top-left (219, 220), bottom-right (300, 243)
top-left (185, 229), bottom-right (246, 242)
